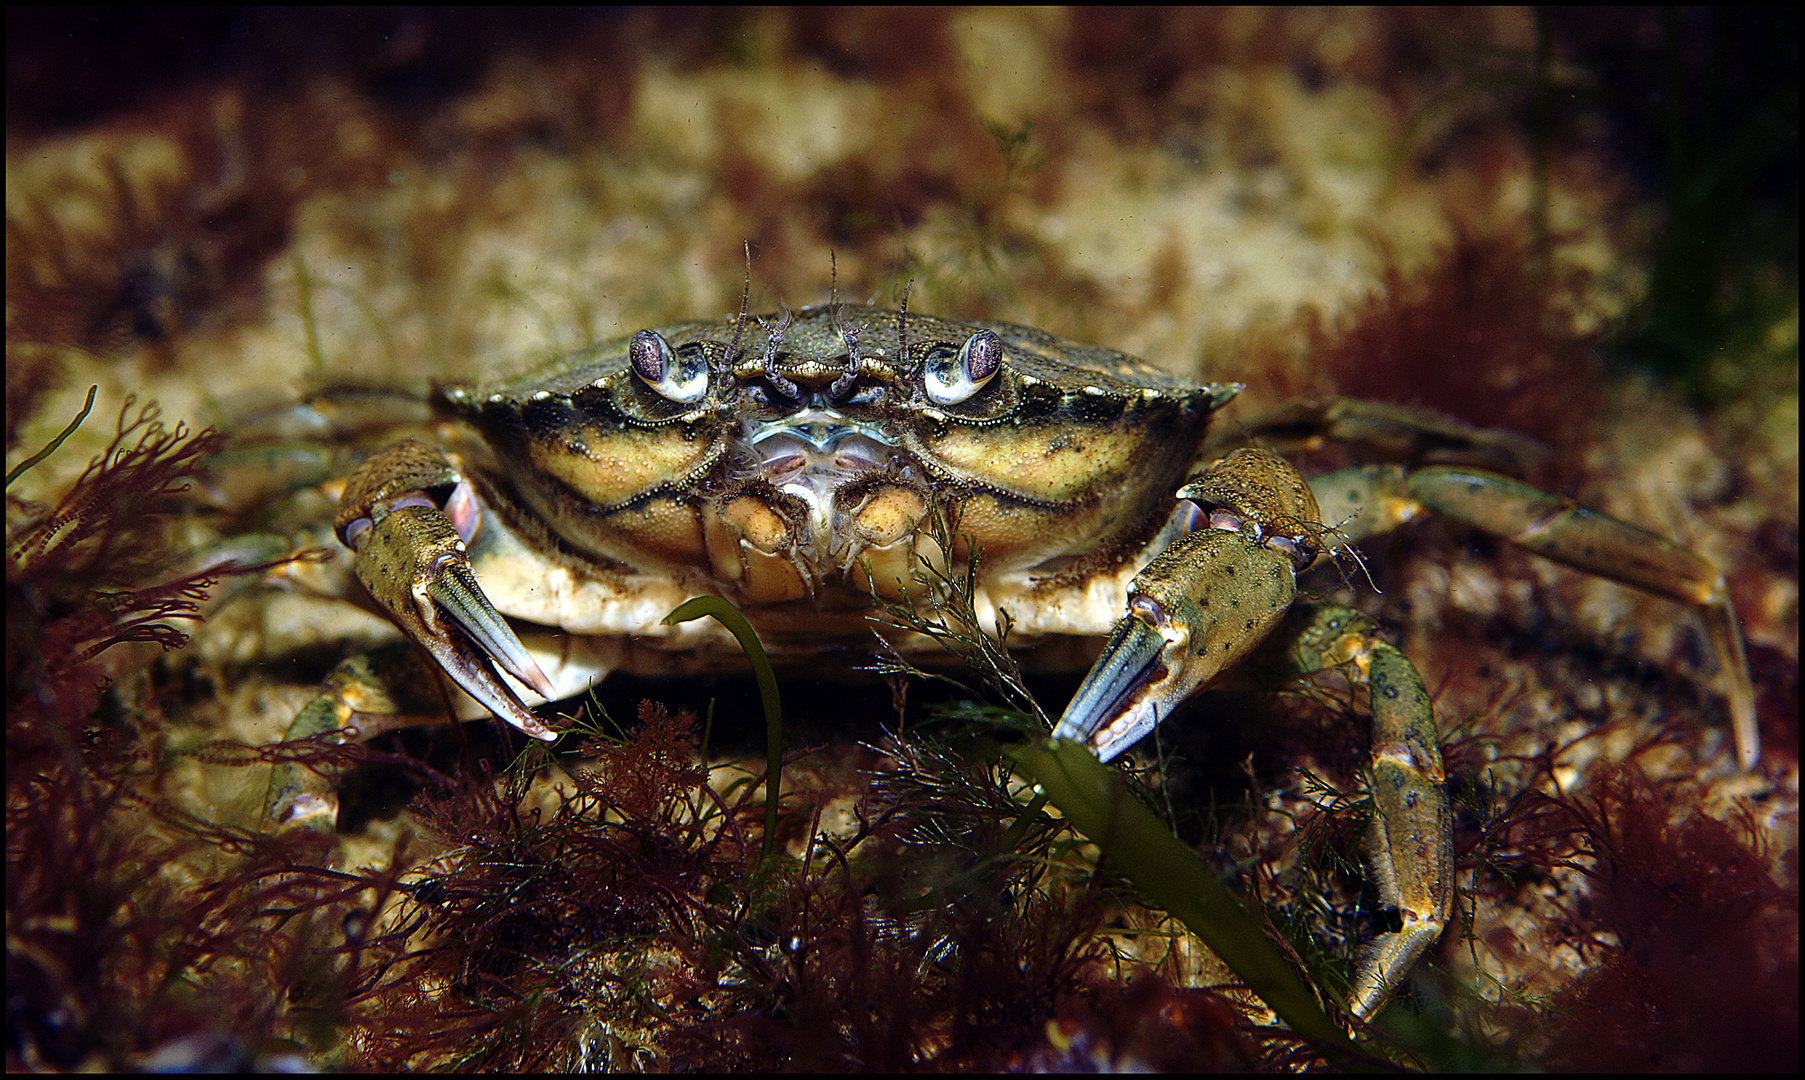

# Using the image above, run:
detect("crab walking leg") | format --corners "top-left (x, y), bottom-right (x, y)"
top-left (264, 642), bottom-right (449, 831)
top-left (1248, 605), bottom-right (1455, 1019)
top-left (1355, 639), bottom-right (1454, 1018)
top-left (1313, 464), bottom-right (1758, 770)
top-left (262, 627), bottom-right (623, 831)
top-left (1224, 397), bottom-right (1549, 476)
top-left (1290, 610), bottom-right (1455, 1020)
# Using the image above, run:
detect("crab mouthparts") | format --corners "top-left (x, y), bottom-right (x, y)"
top-left (745, 406), bottom-right (901, 505)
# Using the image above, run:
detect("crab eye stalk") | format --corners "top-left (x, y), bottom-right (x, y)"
top-left (923, 329), bottom-right (1003, 405)
top-left (1262, 529), bottom-right (1317, 572)
top-left (629, 330), bottom-right (711, 403)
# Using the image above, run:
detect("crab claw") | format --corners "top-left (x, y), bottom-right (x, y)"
top-left (338, 441), bottom-right (558, 741)
top-left (1053, 527), bottom-right (1298, 762)
top-left (1054, 609), bottom-right (1172, 763)
top-left (1057, 449), bottom-right (1321, 761)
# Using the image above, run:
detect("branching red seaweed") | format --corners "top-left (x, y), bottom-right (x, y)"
top-left (8, 397), bottom-right (226, 734)
top-left (1486, 763), bottom-right (1796, 1070)
top-left (5, 394), bottom-right (362, 1070)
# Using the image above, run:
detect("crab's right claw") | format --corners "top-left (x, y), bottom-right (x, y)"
top-left (338, 440), bottom-right (559, 741)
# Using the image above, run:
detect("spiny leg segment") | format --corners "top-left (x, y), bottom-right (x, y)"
top-left (1233, 397), bottom-right (1754, 768)
top-left (1249, 605), bottom-right (1456, 1020)
top-left (1313, 462), bottom-right (1757, 769)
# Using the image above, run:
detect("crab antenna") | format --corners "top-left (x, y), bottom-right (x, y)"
top-left (1323, 513), bottom-right (1382, 596)
top-left (726, 240), bottom-right (754, 365)
top-left (828, 254), bottom-right (864, 399)
top-left (894, 278), bottom-right (914, 371)
top-left (759, 302), bottom-right (799, 399)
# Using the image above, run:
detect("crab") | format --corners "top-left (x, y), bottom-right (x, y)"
top-left (257, 301), bottom-right (1757, 1023)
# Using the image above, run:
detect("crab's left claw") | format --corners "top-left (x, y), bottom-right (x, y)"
top-left (1055, 449), bottom-right (1319, 761)
top-left (338, 439), bottom-right (559, 741)
top-left (1055, 528), bottom-right (1301, 761)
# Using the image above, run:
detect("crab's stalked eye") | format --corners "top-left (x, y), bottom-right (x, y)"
top-left (629, 330), bottom-right (710, 403)
top-left (923, 329), bottom-right (1003, 405)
